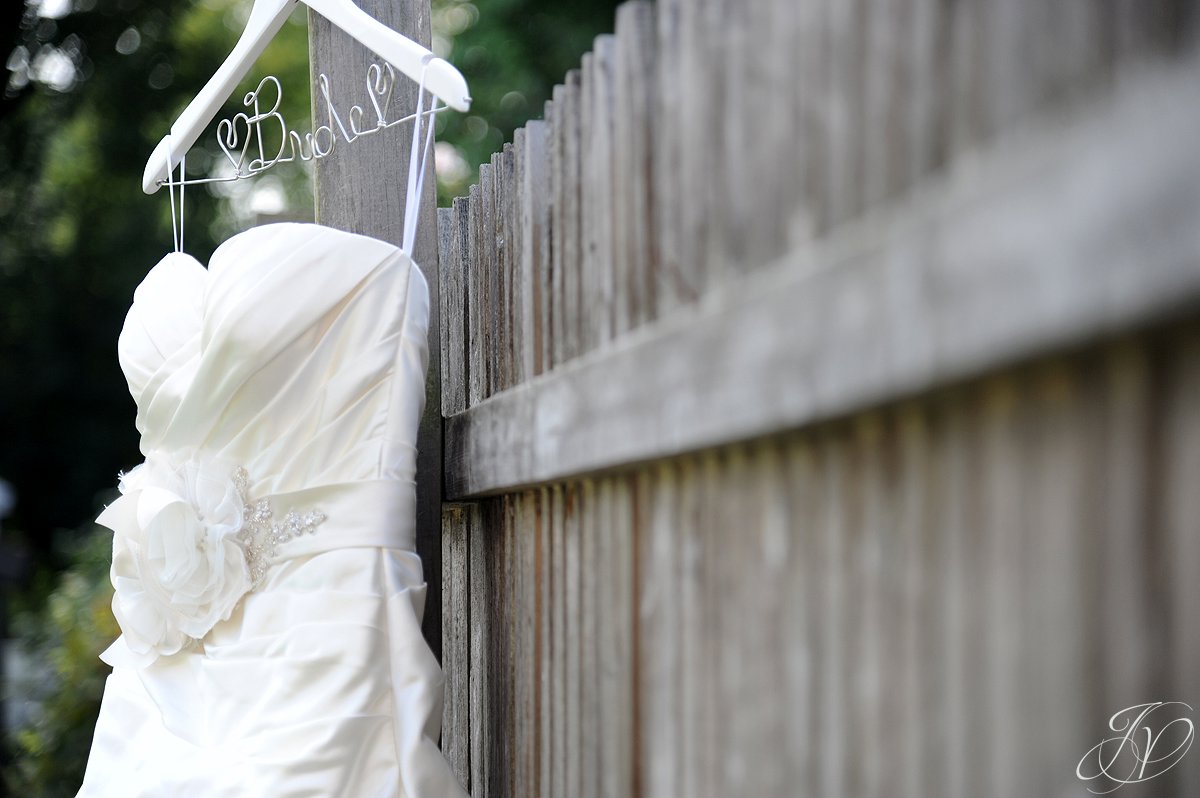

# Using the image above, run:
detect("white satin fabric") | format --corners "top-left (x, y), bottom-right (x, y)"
top-left (79, 223), bottom-right (468, 797)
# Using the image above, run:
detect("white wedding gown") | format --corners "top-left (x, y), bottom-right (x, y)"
top-left (78, 222), bottom-right (468, 797)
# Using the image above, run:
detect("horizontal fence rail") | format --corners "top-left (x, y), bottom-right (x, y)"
top-left (443, 54), bottom-right (1200, 498)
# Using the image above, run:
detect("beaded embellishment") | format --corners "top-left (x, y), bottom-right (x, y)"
top-left (233, 467), bottom-right (327, 588)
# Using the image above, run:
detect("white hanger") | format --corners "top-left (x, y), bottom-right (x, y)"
top-left (141, 0), bottom-right (471, 194)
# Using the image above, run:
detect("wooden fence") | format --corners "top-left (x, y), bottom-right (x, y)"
top-left (432, 2), bottom-right (1200, 796)
top-left (323, 0), bottom-right (1200, 795)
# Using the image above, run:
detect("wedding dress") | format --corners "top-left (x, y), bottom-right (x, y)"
top-left (77, 221), bottom-right (468, 796)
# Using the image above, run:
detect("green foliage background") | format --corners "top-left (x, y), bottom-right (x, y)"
top-left (5, 531), bottom-right (116, 796)
top-left (0, 0), bottom-right (619, 793)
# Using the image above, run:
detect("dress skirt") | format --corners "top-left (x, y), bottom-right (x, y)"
top-left (78, 547), bottom-right (467, 797)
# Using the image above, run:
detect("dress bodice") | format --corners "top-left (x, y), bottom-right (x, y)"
top-left (119, 222), bottom-right (429, 495)
top-left (98, 222), bottom-right (430, 666)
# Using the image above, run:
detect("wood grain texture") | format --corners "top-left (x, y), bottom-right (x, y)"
top-left (437, 0), bottom-right (1195, 392)
top-left (480, 159), bottom-right (497, 399)
top-left (563, 481), bottom-right (581, 796)
top-left (439, 205), bottom-right (464, 416)
top-left (562, 70), bottom-right (583, 365)
top-left (636, 463), bottom-right (677, 797)
top-left (465, 183), bottom-right (485, 409)
top-left (578, 478), bottom-right (598, 798)
top-left (444, 51), bottom-right (1200, 498)
top-left (549, 484), bottom-right (566, 798)
top-left (439, 3), bottom-right (1200, 797)
top-left (536, 487), bottom-right (552, 798)
top-left (1162, 329), bottom-right (1200, 795)
top-left (612, 3), bottom-right (655, 334)
top-left (440, 502), bottom-right (472, 788)
top-left (447, 325), bottom-right (1200, 797)
top-left (524, 122), bottom-right (550, 379)
top-left (546, 88), bottom-right (565, 373)
top-left (467, 496), bottom-right (490, 797)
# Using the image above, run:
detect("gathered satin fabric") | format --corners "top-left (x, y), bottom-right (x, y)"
top-left (78, 223), bottom-right (468, 797)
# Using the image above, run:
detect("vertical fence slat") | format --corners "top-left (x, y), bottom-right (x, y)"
top-left (550, 484), bottom-right (567, 798)
top-left (753, 0), bottom-right (804, 260)
top-left (1095, 346), bottom-right (1155, 728)
top-left (564, 481), bottom-right (582, 795)
top-left (824, 0), bottom-right (865, 227)
top-left (466, 499), bottom-right (490, 797)
top-left (441, 202), bottom-right (468, 416)
top-left (715, 447), bottom-right (740, 796)
top-left (548, 87), bottom-right (566, 372)
top-left (980, 0), bottom-right (1028, 138)
top-left (676, 1), bottom-right (711, 301)
top-left (592, 36), bottom-right (617, 348)
top-left (874, 410), bottom-right (905, 797)
top-left (945, 393), bottom-right (974, 796)
top-left (978, 379), bottom-right (1022, 797)
top-left (514, 125), bottom-right (538, 382)
top-left (600, 474), bottom-right (634, 798)
top-left (563, 70), bottom-right (583, 363)
top-left (481, 158), bottom-right (498, 398)
top-left (592, 478), bottom-right (611, 798)
top-left (465, 184), bottom-right (485, 407)
top-left (854, 415), bottom-right (886, 798)
top-left (781, 435), bottom-right (815, 794)
top-left (578, 53), bottom-right (597, 358)
top-left (1164, 328), bottom-right (1200, 795)
top-left (498, 144), bottom-right (516, 393)
top-left (578, 478), bottom-right (599, 798)
top-left (510, 133), bottom-right (527, 389)
top-left (522, 121), bottom-right (550, 378)
top-left (815, 429), bottom-right (846, 796)
top-left (636, 463), bottom-right (676, 796)
top-left (904, 0), bottom-right (940, 184)
top-left (499, 496), bottom-right (517, 789)
top-left (441, 503), bottom-right (472, 790)
top-left (513, 493), bottom-right (532, 793)
top-left (893, 404), bottom-right (928, 798)
top-left (696, 453), bottom-right (721, 798)
top-left (612, 2), bottom-right (656, 334)
top-left (675, 456), bottom-right (701, 797)
top-left (537, 487), bottom-right (553, 798)
top-left (653, 0), bottom-right (685, 319)
top-left (714, 1), bottom-right (755, 272)
top-left (1027, 367), bottom-right (1094, 796)
top-left (862, 0), bottom-right (909, 209)
top-left (844, 422), bottom-right (868, 798)
top-left (946, 0), bottom-right (984, 159)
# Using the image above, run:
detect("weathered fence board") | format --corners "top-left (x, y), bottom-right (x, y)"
top-left (440, 502), bottom-right (472, 788)
top-left (436, 1), bottom-right (1200, 795)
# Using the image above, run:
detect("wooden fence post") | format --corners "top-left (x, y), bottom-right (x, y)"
top-left (308, 0), bottom-right (443, 659)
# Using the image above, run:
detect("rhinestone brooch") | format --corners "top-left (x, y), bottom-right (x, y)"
top-left (232, 467), bottom-right (327, 588)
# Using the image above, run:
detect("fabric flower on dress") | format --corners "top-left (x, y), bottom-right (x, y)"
top-left (99, 453), bottom-right (251, 663)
